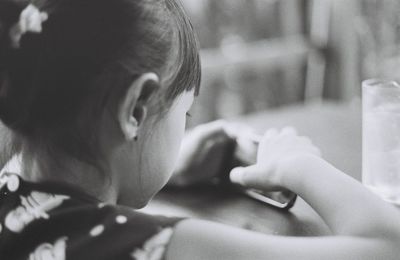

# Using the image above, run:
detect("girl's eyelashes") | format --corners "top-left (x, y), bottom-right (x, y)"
top-left (186, 112), bottom-right (192, 117)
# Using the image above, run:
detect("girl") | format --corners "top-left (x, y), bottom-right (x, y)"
top-left (0, 0), bottom-right (399, 259)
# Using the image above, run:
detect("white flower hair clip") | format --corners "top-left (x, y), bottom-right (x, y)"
top-left (9, 4), bottom-right (48, 49)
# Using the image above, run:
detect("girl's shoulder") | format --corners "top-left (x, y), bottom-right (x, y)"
top-left (0, 173), bottom-right (183, 260)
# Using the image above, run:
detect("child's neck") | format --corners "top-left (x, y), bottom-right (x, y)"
top-left (19, 150), bottom-right (119, 204)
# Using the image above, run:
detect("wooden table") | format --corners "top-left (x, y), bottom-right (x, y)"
top-left (142, 101), bottom-right (362, 236)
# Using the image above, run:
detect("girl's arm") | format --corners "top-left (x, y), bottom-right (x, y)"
top-left (281, 155), bottom-right (400, 238)
top-left (165, 129), bottom-right (400, 260)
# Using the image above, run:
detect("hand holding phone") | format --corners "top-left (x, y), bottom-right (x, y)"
top-left (225, 125), bottom-right (298, 210)
top-left (228, 126), bottom-right (321, 210)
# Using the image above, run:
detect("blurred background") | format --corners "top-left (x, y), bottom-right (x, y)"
top-left (181, 0), bottom-right (400, 127)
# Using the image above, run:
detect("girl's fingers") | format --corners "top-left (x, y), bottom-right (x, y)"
top-left (224, 123), bottom-right (256, 140)
top-left (260, 128), bottom-right (279, 147)
top-left (192, 120), bottom-right (232, 142)
top-left (230, 165), bottom-right (271, 190)
top-left (296, 137), bottom-right (321, 156)
top-left (264, 128), bottom-right (279, 139)
top-left (280, 126), bottom-right (297, 136)
top-left (195, 120), bottom-right (226, 135)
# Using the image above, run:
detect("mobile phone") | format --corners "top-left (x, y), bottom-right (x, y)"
top-left (225, 131), bottom-right (297, 210)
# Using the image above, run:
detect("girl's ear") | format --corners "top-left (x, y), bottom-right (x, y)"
top-left (118, 73), bottom-right (160, 141)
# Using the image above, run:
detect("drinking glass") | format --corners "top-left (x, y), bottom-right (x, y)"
top-left (362, 79), bottom-right (400, 204)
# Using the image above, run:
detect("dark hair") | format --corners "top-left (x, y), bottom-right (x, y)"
top-left (0, 0), bottom-right (201, 170)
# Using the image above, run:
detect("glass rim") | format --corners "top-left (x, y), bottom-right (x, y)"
top-left (362, 78), bottom-right (400, 89)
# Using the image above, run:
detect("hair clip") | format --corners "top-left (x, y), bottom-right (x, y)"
top-left (9, 4), bottom-right (48, 49)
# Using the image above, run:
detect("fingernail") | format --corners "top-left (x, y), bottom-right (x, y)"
top-left (230, 168), bottom-right (243, 185)
top-left (223, 124), bottom-right (236, 139)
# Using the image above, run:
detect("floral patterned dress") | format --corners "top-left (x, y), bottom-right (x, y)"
top-left (0, 173), bottom-right (182, 260)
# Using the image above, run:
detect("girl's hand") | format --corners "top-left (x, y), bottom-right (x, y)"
top-left (168, 121), bottom-right (236, 187)
top-left (229, 127), bottom-right (321, 191)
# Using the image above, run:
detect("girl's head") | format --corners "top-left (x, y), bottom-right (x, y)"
top-left (0, 0), bottom-right (200, 207)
